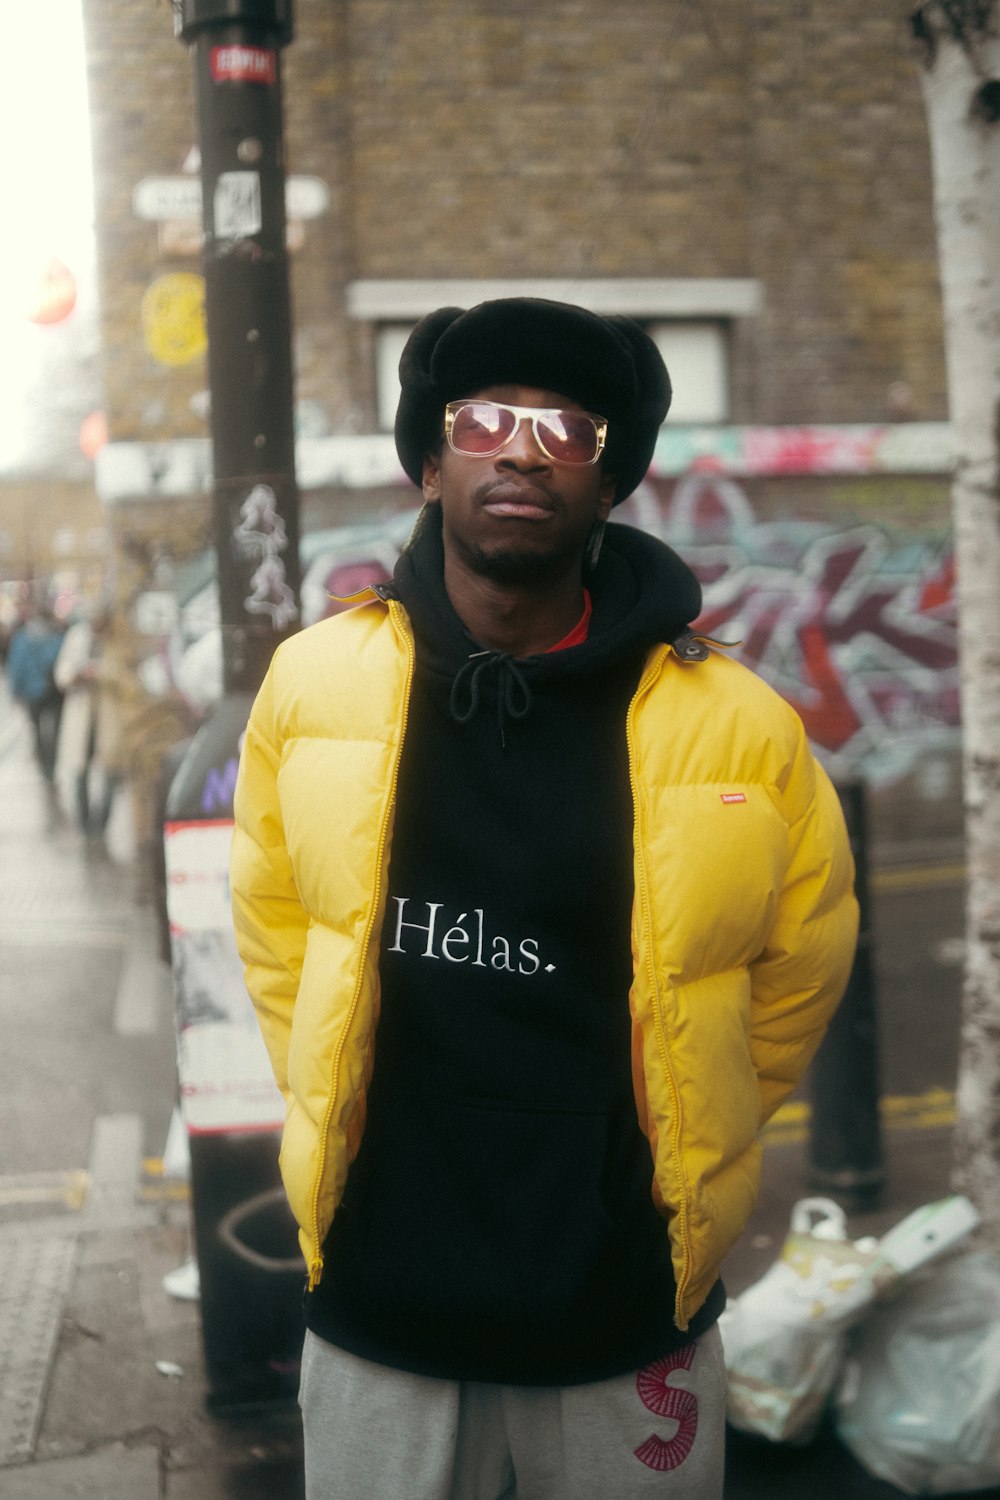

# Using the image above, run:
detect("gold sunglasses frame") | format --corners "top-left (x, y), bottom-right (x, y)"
top-left (444, 400), bottom-right (608, 466)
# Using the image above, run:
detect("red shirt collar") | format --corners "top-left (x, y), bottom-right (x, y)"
top-left (546, 590), bottom-right (592, 652)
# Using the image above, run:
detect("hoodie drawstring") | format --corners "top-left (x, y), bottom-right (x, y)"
top-left (449, 650), bottom-right (533, 749)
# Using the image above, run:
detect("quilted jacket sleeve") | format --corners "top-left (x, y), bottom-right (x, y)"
top-left (748, 717), bottom-right (859, 1125)
top-left (230, 658), bottom-right (308, 1103)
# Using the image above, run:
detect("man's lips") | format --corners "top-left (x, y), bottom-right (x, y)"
top-left (480, 482), bottom-right (556, 520)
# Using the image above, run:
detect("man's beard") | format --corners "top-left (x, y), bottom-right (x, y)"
top-left (462, 539), bottom-right (580, 586)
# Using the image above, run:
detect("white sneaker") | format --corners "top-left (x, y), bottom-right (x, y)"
top-left (162, 1256), bottom-right (200, 1301)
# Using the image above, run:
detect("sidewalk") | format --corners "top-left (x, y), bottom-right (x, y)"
top-left (0, 691), bottom-right (968, 1499)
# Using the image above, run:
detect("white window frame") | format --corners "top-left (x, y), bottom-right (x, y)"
top-left (647, 321), bottom-right (731, 425)
top-left (353, 279), bottom-right (761, 431)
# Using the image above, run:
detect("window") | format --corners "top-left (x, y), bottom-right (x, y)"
top-left (375, 324), bottom-right (414, 433)
top-left (648, 322), bottom-right (730, 424)
top-left (351, 280), bottom-right (759, 431)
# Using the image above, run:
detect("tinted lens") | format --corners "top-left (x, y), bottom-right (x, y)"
top-left (447, 401), bottom-right (602, 464)
top-left (449, 402), bottom-right (517, 455)
top-left (536, 411), bottom-right (600, 464)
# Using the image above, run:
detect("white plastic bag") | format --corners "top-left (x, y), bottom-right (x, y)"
top-left (720, 1197), bottom-right (889, 1444)
top-left (720, 1194), bottom-right (980, 1446)
top-left (836, 1250), bottom-right (1000, 1496)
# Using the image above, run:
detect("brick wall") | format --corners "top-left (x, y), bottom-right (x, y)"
top-left (81, 0), bottom-right (199, 444)
top-left (0, 480), bottom-right (107, 583)
top-left (81, 0), bottom-right (947, 449)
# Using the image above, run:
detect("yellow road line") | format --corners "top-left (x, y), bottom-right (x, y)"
top-left (872, 863), bottom-right (966, 893)
top-left (0, 923), bottom-right (127, 949)
top-left (140, 1156), bottom-right (191, 1202)
top-left (0, 1169), bottom-right (89, 1211)
top-left (0, 1162), bottom-right (190, 1212)
top-left (762, 1087), bottom-right (956, 1146)
top-left (139, 1180), bottom-right (191, 1203)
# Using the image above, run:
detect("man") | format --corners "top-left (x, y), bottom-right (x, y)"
top-left (231, 298), bottom-right (858, 1500)
top-left (6, 603), bottom-right (66, 783)
top-left (53, 602), bottom-right (124, 847)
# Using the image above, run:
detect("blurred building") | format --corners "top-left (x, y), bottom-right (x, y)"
top-left (78, 0), bottom-right (960, 851)
top-left (0, 2), bottom-right (108, 633)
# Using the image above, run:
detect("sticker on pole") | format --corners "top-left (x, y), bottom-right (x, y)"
top-left (141, 273), bottom-right (207, 367)
top-left (214, 172), bottom-right (262, 240)
top-left (210, 45), bottom-right (277, 85)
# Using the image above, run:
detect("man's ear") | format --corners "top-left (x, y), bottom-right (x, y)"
top-left (422, 451), bottom-right (443, 503)
top-left (597, 471), bottom-right (616, 520)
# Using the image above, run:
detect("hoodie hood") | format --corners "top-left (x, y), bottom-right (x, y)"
top-left (391, 504), bottom-right (701, 689)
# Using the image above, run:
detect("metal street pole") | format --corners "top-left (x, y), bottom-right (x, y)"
top-left (165, 0), bottom-right (304, 1406)
top-left (175, 0), bottom-right (300, 692)
top-left (808, 780), bottom-right (886, 1210)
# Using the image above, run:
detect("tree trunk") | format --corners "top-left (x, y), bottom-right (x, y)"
top-left (914, 5), bottom-right (1000, 1241)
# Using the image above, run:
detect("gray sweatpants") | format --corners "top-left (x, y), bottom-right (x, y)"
top-left (298, 1325), bottom-right (726, 1500)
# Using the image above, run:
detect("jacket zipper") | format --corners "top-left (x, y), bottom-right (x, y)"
top-left (626, 644), bottom-right (695, 1324)
top-left (307, 600), bottom-right (415, 1290)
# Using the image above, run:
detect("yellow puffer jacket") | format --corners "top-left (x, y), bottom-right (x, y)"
top-left (231, 596), bottom-right (858, 1330)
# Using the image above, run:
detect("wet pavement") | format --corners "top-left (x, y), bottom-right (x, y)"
top-left (0, 685), bottom-right (979, 1498)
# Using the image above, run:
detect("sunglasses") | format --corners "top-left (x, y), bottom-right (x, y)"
top-left (444, 400), bottom-right (608, 467)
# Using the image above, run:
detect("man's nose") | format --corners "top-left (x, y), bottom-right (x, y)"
top-left (497, 416), bottom-right (549, 468)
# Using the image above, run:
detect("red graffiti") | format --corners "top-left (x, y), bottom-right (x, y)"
top-left (918, 555), bottom-right (955, 615)
top-left (661, 473), bottom-right (959, 772)
top-left (743, 427), bottom-right (880, 475)
top-left (787, 624), bottom-right (863, 751)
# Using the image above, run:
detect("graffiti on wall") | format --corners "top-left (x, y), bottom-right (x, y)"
top-left (625, 472), bottom-right (958, 786)
top-left (164, 450), bottom-right (958, 792)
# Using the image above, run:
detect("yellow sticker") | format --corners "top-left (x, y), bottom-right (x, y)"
top-left (141, 272), bottom-right (207, 367)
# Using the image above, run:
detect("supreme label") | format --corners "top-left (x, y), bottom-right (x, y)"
top-left (720, 792), bottom-right (747, 804)
top-left (210, 46), bottom-right (277, 85)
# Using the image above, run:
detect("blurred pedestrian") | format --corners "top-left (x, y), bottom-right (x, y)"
top-left (54, 602), bottom-right (125, 848)
top-left (231, 298), bottom-right (860, 1500)
top-left (6, 603), bottom-right (66, 782)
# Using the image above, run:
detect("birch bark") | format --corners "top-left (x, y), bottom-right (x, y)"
top-left (913, 2), bottom-right (1000, 1239)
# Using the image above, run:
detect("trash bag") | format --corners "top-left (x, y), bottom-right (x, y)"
top-left (720, 1197), bottom-right (890, 1444)
top-left (720, 1194), bottom-right (980, 1447)
top-left (835, 1250), bottom-right (1000, 1496)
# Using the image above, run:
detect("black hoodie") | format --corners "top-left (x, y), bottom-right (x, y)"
top-left (305, 509), bottom-right (726, 1384)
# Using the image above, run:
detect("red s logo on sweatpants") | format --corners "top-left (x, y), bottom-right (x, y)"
top-left (633, 1344), bottom-right (698, 1471)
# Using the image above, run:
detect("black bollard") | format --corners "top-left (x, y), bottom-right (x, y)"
top-left (807, 779), bottom-right (886, 1209)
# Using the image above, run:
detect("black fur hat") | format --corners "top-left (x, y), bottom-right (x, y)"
top-left (393, 297), bottom-right (671, 505)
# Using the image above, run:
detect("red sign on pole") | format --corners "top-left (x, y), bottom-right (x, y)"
top-left (210, 45), bottom-right (277, 84)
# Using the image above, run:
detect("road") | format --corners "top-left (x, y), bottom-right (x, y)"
top-left (0, 709), bottom-right (177, 1193)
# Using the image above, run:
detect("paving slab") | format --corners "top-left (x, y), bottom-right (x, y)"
top-left (0, 1237), bottom-right (77, 1465)
top-left (167, 1454), bottom-right (305, 1499)
top-left (166, 1418), bottom-right (305, 1500)
top-left (36, 1233), bottom-right (202, 1465)
top-left (1, 1444), bottom-right (160, 1499)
